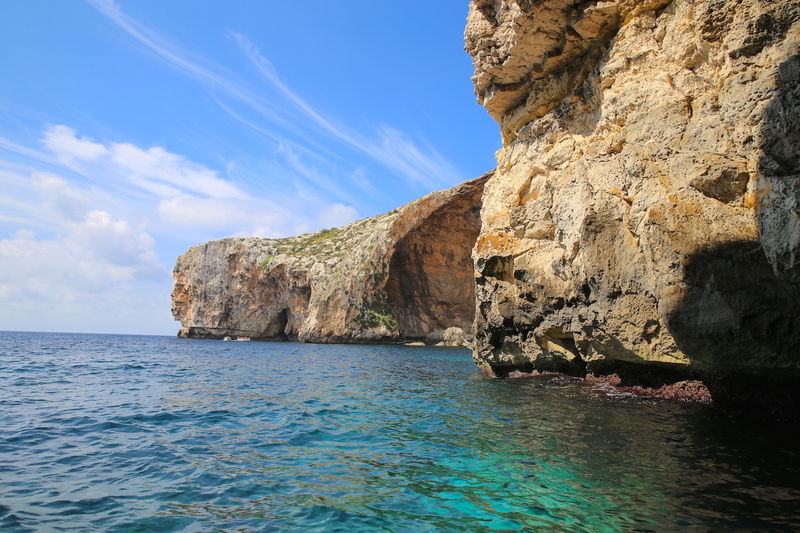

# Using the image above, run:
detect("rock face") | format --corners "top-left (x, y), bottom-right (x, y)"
top-left (466, 0), bottom-right (800, 403)
top-left (172, 174), bottom-right (489, 344)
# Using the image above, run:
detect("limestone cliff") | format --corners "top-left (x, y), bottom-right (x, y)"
top-left (466, 0), bottom-right (800, 403)
top-left (172, 174), bottom-right (488, 344)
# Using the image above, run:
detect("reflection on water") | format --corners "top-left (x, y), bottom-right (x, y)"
top-left (1, 331), bottom-right (799, 531)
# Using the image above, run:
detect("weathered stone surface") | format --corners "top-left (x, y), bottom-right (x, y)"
top-left (466, 0), bottom-right (800, 401)
top-left (172, 174), bottom-right (489, 343)
top-left (442, 326), bottom-right (469, 347)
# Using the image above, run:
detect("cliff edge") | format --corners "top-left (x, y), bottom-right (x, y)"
top-left (466, 0), bottom-right (800, 406)
top-left (171, 0), bottom-right (799, 408)
top-left (172, 174), bottom-right (489, 344)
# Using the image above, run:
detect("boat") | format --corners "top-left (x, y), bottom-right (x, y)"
top-left (235, 336), bottom-right (251, 341)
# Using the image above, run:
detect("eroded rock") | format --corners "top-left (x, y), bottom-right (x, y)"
top-left (172, 174), bottom-right (489, 343)
top-left (466, 0), bottom-right (800, 406)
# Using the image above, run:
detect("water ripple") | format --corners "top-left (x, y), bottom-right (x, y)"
top-left (1, 331), bottom-right (799, 531)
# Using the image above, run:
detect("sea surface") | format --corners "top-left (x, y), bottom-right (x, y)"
top-left (1, 331), bottom-right (799, 532)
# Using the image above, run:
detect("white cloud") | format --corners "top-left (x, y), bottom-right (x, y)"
top-left (12, 228), bottom-right (36, 240)
top-left (1, 166), bottom-right (165, 292)
top-left (109, 142), bottom-right (247, 199)
top-left (0, 215), bottom-right (165, 299)
top-left (39, 125), bottom-right (249, 203)
top-left (316, 203), bottom-right (358, 228)
top-left (68, 210), bottom-right (163, 280)
top-left (32, 172), bottom-right (87, 221)
top-left (0, 230), bottom-right (173, 333)
top-left (21, 125), bottom-right (338, 240)
top-left (43, 125), bottom-right (108, 162)
top-left (156, 195), bottom-right (356, 239)
top-left (9, 124), bottom-right (370, 241)
top-left (157, 195), bottom-right (303, 240)
top-left (0, 159), bottom-right (173, 334)
top-left (156, 196), bottom-right (228, 229)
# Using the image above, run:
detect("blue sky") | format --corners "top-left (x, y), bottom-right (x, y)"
top-left (0, 0), bottom-right (499, 335)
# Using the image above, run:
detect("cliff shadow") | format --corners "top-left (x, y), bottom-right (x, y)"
top-left (757, 52), bottom-right (800, 283)
top-left (666, 53), bottom-right (800, 412)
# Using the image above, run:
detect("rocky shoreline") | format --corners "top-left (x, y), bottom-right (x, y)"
top-left (173, 0), bottom-right (799, 411)
top-left (463, 0), bottom-right (799, 410)
top-left (172, 174), bottom-right (488, 346)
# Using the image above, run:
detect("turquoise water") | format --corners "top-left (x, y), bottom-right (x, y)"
top-left (1, 332), bottom-right (799, 531)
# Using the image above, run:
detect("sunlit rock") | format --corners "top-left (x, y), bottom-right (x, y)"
top-left (466, 0), bottom-right (800, 407)
top-left (172, 174), bottom-right (489, 344)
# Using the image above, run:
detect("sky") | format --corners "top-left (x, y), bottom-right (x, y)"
top-left (0, 0), bottom-right (500, 335)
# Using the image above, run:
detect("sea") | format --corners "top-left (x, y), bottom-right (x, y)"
top-left (1, 331), bottom-right (799, 532)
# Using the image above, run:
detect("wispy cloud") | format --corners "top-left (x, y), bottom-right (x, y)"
top-left (39, 124), bottom-right (248, 200)
top-left (211, 96), bottom-right (332, 162)
top-left (231, 31), bottom-right (461, 189)
top-left (86, 0), bottom-right (312, 148)
top-left (86, 1), bottom-right (276, 122)
top-left (0, 135), bottom-right (61, 167)
top-left (0, 124), bottom-right (365, 332)
top-left (44, 125), bottom-right (108, 162)
top-left (1, 123), bottom-right (361, 240)
top-left (276, 143), bottom-right (358, 205)
top-left (89, 0), bottom-right (461, 192)
top-left (229, 32), bottom-right (358, 147)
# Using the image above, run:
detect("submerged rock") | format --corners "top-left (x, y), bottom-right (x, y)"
top-left (172, 174), bottom-right (489, 343)
top-left (465, 0), bottom-right (800, 407)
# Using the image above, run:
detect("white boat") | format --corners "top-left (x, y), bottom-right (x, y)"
top-left (235, 336), bottom-right (251, 341)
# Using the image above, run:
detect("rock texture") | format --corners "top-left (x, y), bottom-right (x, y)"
top-left (466, 0), bottom-right (800, 404)
top-left (172, 174), bottom-right (489, 344)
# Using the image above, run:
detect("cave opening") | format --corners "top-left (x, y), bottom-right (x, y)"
top-left (268, 308), bottom-right (289, 340)
top-left (383, 189), bottom-right (484, 341)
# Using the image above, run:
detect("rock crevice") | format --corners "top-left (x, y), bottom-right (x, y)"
top-left (465, 0), bottom-right (800, 407)
top-left (171, 0), bottom-right (800, 409)
top-left (172, 174), bottom-right (490, 344)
